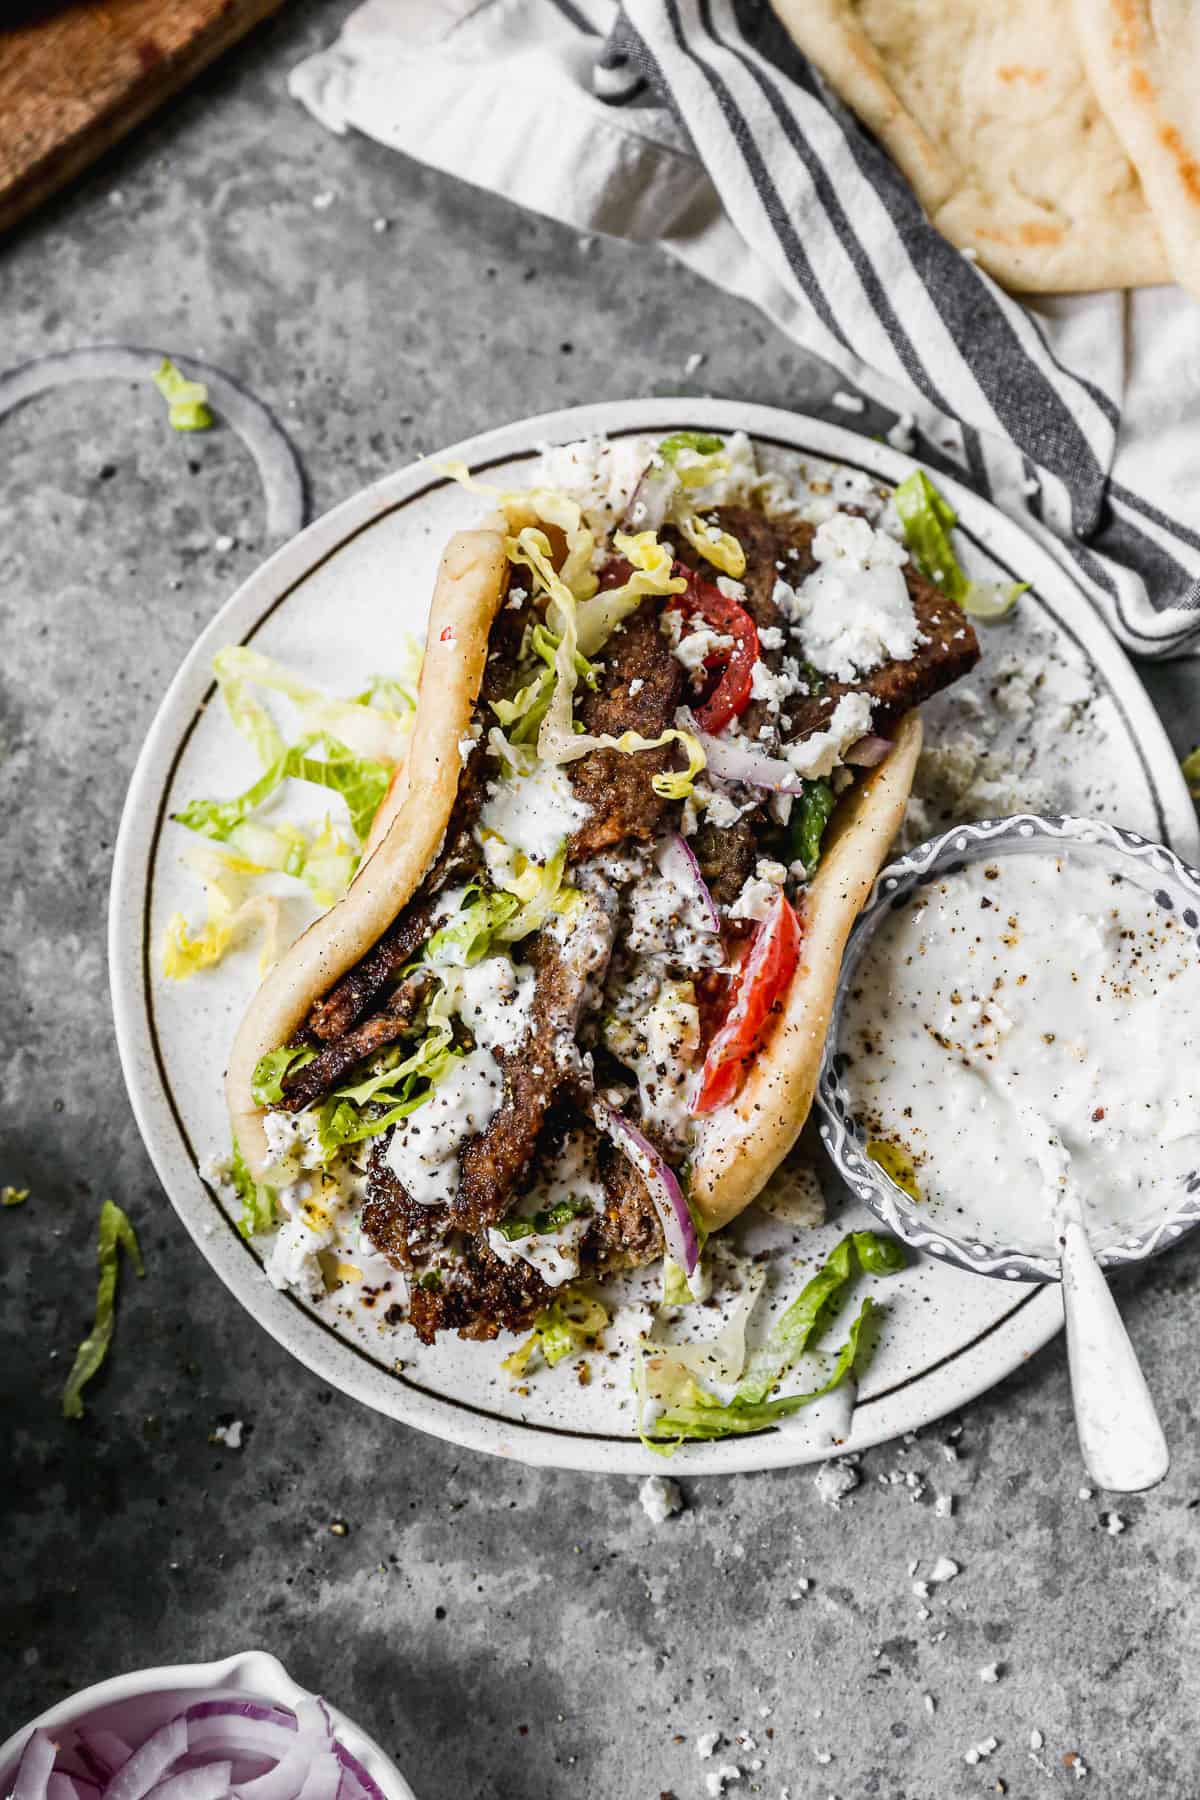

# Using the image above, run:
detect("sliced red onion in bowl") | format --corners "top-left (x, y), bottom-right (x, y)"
top-left (655, 834), bottom-right (720, 931)
top-left (593, 1101), bottom-right (698, 1276)
top-left (143, 1763), bottom-right (232, 1800)
top-left (843, 734), bottom-right (892, 768)
top-left (11, 1730), bottom-right (57, 1800)
top-left (8, 1690), bottom-right (388, 1800)
top-left (77, 1735), bottom-right (133, 1784)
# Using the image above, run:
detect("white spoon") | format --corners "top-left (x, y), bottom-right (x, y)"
top-left (1030, 1118), bottom-right (1170, 1493)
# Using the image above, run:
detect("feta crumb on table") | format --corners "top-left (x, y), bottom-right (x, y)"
top-left (639, 1475), bottom-right (683, 1523)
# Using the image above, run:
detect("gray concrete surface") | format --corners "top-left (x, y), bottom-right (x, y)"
top-left (3, 4), bottom-right (1199, 1796)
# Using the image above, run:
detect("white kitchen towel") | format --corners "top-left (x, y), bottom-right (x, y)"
top-left (291, 0), bottom-right (1200, 659)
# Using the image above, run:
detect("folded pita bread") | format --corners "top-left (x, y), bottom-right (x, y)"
top-left (227, 510), bottom-right (922, 1245)
top-left (772, 0), bottom-right (1170, 292)
top-left (1071, 0), bottom-right (1200, 298)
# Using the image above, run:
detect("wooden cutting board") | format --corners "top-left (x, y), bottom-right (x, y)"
top-left (0, 0), bottom-right (288, 238)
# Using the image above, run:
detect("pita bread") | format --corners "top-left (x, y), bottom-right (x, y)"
top-left (688, 712), bottom-right (922, 1233)
top-left (771, 0), bottom-right (1169, 292)
top-left (1071, 0), bottom-right (1200, 297)
top-left (227, 526), bottom-right (509, 1179)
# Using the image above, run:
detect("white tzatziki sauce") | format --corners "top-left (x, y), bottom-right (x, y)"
top-left (841, 852), bottom-right (1200, 1255)
top-left (384, 1046), bottom-right (504, 1207)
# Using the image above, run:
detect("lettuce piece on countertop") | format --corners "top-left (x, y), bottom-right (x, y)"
top-left (62, 1201), bottom-right (144, 1420)
top-left (3, 1186), bottom-right (29, 1206)
top-left (638, 1230), bottom-right (905, 1452)
top-left (1183, 748), bottom-right (1200, 798)
top-left (894, 471), bottom-right (1026, 621)
top-left (231, 1137), bottom-right (277, 1238)
top-left (153, 357), bottom-right (213, 432)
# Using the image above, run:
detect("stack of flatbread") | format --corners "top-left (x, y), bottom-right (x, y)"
top-left (771, 0), bottom-right (1200, 296)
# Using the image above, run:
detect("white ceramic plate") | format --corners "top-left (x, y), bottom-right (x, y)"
top-left (109, 400), bottom-right (1199, 1476)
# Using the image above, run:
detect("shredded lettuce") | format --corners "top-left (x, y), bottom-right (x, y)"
top-left (675, 510), bottom-right (747, 579)
top-left (1183, 747), bottom-right (1200, 798)
top-left (212, 646), bottom-right (417, 767)
top-left (231, 1137), bottom-right (277, 1236)
top-left (574, 530), bottom-right (687, 657)
top-left (659, 430), bottom-right (725, 463)
top-left (638, 1230), bottom-right (905, 1452)
top-left (501, 1289), bottom-right (609, 1379)
top-left (494, 1196), bottom-right (592, 1242)
top-left (62, 1200), bottom-right (144, 1419)
top-left (426, 887), bottom-right (521, 967)
top-left (176, 734), bottom-right (389, 848)
top-left (790, 778), bottom-right (836, 878)
top-left (251, 1044), bottom-right (317, 1107)
top-left (894, 471), bottom-right (1025, 621)
top-left (153, 357), bottom-right (212, 432)
top-left (161, 841), bottom-right (282, 982)
top-left (3, 1186), bottom-right (29, 1207)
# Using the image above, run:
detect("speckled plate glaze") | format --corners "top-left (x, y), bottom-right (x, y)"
top-left (818, 814), bottom-right (1200, 1282)
top-left (109, 400), bottom-right (1200, 1475)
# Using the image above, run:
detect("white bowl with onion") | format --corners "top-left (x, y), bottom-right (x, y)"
top-left (0, 1652), bottom-right (416, 1800)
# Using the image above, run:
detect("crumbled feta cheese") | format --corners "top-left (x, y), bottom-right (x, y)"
top-left (929, 1556), bottom-right (960, 1583)
top-left (964, 1736), bottom-right (998, 1765)
top-left (814, 1458), bottom-right (860, 1508)
top-left (715, 575), bottom-right (748, 603)
top-left (728, 858), bottom-right (788, 923)
top-left (696, 1731), bottom-right (721, 1759)
top-left (1030, 1730), bottom-right (1044, 1751)
top-left (639, 1474), bottom-right (684, 1523)
top-left (757, 625), bottom-right (786, 650)
top-left (674, 622), bottom-right (734, 676)
top-left (211, 1419), bottom-right (244, 1449)
top-left (934, 1493), bottom-right (954, 1519)
top-left (628, 676), bottom-right (644, 696)
top-left (685, 351), bottom-right (706, 375)
top-left (793, 515), bottom-right (917, 681)
top-left (705, 1765), bottom-right (742, 1797)
top-left (458, 722), bottom-right (481, 765)
top-left (784, 692), bottom-right (874, 779)
top-left (979, 1663), bottom-right (1001, 1683)
top-left (1102, 1511), bottom-right (1127, 1536)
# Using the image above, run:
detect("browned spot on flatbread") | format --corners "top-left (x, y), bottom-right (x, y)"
top-left (996, 65), bottom-right (1046, 84)
top-left (1018, 221), bottom-right (1064, 246)
top-left (1159, 122), bottom-right (1200, 204)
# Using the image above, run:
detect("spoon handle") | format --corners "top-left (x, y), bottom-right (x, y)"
top-left (1060, 1217), bottom-right (1169, 1494)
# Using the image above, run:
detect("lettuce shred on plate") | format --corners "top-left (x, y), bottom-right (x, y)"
top-left (502, 1290), bottom-right (610, 1379)
top-left (62, 1200), bottom-right (144, 1419)
top-left (161, 640), bottom-right (421, 980)
top-left (636, 1230), bottom-right (904, 1453)
top-left (153, 356), bottom-right (213, 432)
top-left (894, 470), bottom-right (1026, 621)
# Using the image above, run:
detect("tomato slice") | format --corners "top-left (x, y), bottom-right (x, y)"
top-left (692, 890), bottom-right (802, 1114)
top-left (670, 567), bottom-right (760, 735)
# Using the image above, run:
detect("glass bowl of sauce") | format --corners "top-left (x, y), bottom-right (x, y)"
top-left (817, 814), bottom-right (1200, 1283)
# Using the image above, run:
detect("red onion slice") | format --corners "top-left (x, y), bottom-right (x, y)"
top-left (48, 1777), bottom-right (97, 1800)
top-left (843, 734), bottom-right (892, 768)
top-left (655, 834), bottom-right (720, 931)
top-left (593, 1101), bottom-right (698, 1275)
top-left (144, 1764), bottom-right (232, 1800)
top-left (102, 1720), bottom-right (188, 1800)
top-left (620, 460), bottom-right (675, 533)
top-left (330, 1747), bottom-right (386, 1800)
top-left (691, 725), bottom-right (807, 796)
top-left (76, 1735), bottom-right (133, 1784)
top-left (12, 1731), bottom-right (57, 1800)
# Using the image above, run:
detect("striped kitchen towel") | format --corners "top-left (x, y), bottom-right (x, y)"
top-left (291, 0), bottom-right (1200, 657)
